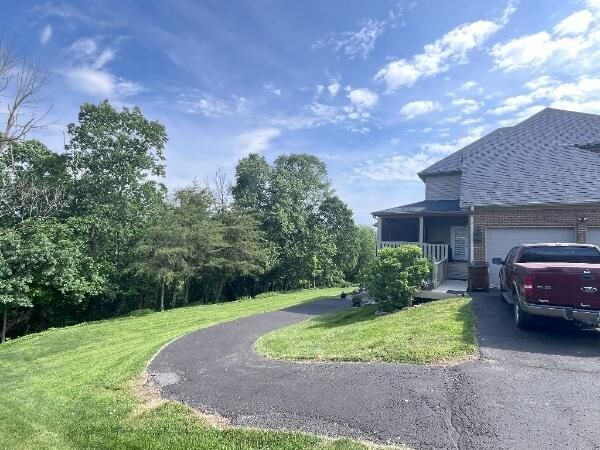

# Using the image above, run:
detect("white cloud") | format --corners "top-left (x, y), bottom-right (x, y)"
top-left (461, 117), bottom-right (483, 125)
top-left (314, 4), bottom-right (406, 60)
top-left (400, 100), bottom-right (441, 118)
top-left (490, 31), bottom-right (580, 71)
top-left (553, 9), bottom-right (595, 36)
top-left (497, 105), bottom-right (545, 126)
top-left (488, 94), bottom-right (534, 115)
top-left (354, 151), bottom-right (439, 182)
top-left (421, 126), bottom-right (485, 154)
top-left (490, 76), bottom-right (600, 122)
top-left (314, 19), bottom-right (386, 59)
top-left (263, 82), bottom-right (281, 96)
top-left (178, 93), bottom-right (247, 118)
top-left (234, 128), bottom-right (280, 156)
top-left (375, 3), bottom-right (514, 91)
top-left (64, 68), bottom-right (142, 98)
top-left (39, 24), bottom-right (52, 45)
top-left (451, 97), bottom-right (481, 114)
top-left (355, 126), bottom-right (486, 182)
top-left (327, 82), bottom-right (341, 97)
top-left (460, 80), bottom-right (478, 90)
top-left (347, 88), bottom-right (379, 109)
top-left (491, 6), bottom-right (600, 72)
top-left (64, 37), bottom-right (141, 99)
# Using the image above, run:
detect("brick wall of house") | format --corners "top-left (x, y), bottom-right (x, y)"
top-left (473, 206), bottom-right (600, 261)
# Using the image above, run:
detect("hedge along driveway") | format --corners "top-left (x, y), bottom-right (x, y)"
top-left (0, 288), bottom-right (376, 450)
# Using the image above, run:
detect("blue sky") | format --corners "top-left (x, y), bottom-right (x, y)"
top-left (4, 1), bottom-right (600, 223)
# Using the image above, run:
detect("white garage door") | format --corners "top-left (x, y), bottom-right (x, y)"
top-left (485, 227), bottom-right (576, 287)
top-left (587, 228), bottom-right (600, 247)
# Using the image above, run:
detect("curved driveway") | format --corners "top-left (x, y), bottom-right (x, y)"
top-left (148, 294), bottom-right (600, 450)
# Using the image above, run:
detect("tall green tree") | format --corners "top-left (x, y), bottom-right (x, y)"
top-left (66, 101), bottom-right (168, 306)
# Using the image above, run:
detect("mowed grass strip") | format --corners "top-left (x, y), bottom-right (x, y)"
top-left (0, 288), bottom-right (388, 450)
top-left (256, 297), bottom-right (477, 364)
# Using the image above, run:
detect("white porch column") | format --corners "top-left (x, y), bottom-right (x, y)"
top-left (418, 216), bottom-right (424, 244)
top-left (376, 217), bottom-right (382, 248)
top-left (469, 206), bottom-right (475, 263)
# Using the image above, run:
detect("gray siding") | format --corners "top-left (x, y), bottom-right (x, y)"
top-left (425, 173), bottom-right (461, 200)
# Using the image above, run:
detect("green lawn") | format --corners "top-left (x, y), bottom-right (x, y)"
top-left (256, 297), bottom-right (477, 364)
top-left (0, 288), bottom-right (387, 450)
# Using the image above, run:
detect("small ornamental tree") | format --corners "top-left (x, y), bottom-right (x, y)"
top-left (360, 245), bottom-right (431, 312)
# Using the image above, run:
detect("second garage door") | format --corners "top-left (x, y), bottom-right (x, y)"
top-left (485, 227), bottom-right (576, 287)
top-left (587, 228), bottom-right (600, 247)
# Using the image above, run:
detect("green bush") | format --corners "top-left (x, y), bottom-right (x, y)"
top-left (360, 245), bottom-right (431, 312)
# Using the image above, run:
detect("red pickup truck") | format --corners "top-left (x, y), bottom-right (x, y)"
top-left (493, 243), bottom-right (600, 328)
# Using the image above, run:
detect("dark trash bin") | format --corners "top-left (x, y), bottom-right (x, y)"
top-left (468, 261), bottom-right (489, 292)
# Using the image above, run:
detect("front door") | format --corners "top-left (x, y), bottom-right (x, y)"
top-left (451, 226), bottom-right (469, 261)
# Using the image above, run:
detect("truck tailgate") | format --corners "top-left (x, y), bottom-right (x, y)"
top-left (516, 263), bottom-right (600, 309)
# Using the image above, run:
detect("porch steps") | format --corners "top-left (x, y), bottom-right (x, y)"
top-left (446, 262), bottom-right (468, 281)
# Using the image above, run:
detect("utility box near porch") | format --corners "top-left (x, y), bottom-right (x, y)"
top-left (468, 262), bottom-right (489, 292)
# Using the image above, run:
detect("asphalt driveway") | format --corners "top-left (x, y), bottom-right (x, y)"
top-left (148, 293), bottom-right (600, 450)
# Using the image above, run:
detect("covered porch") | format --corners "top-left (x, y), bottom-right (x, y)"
top-left (373, 200), bottom-right (473, 291)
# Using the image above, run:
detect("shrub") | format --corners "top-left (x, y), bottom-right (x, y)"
top-left (360, 245), bottom-right (431, 312)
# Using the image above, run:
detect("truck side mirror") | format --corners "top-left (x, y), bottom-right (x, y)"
top-left (492, 257), bottom-right (505, 265)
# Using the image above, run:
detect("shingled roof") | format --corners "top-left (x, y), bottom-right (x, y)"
top-left (372, 200), bottom-right (464, 217)
top-left (420, 107), bottom-right (600, 207)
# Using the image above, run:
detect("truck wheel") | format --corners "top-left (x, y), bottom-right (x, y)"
top-left (514, 295), bottom-right (530, 329)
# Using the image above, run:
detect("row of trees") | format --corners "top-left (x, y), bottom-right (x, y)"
top-left (0, 44), bottom-right (375, 342)
top-left (0, 38), bottom-right (376, 342)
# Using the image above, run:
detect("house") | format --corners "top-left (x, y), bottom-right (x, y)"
top-left (372, 107), bottom-right (600, 288)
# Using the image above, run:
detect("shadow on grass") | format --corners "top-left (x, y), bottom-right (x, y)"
top-left (303, 305), bottom-right (378, 330)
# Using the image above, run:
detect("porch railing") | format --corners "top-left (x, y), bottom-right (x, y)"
top-left (431, 259), bottom-right (447, 288)
top-left (377, 241), bottom-right (449, 262)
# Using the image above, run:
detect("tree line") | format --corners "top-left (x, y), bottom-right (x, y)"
top-left (0, 44), bottom-right (375, 342)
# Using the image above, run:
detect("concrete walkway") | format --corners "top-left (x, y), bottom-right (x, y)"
top-left (148, 293), bottom-right (600, 450)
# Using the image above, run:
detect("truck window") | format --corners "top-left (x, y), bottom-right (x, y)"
top-left (505, 247), bottom-right (519, 265)
top-left (518, 246), bottom-right (600, 263)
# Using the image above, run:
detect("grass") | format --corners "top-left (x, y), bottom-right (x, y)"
top-left (256, 297), bottom-right (477, 364)
top-left (0, 288), bottom-right (387, 450)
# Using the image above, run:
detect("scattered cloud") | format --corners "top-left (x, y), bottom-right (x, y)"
top-left (491, 3), bottom-right (600, 72)
top-left (314, 4), bottom-right (406, 59)
top-left (553, 9), bottom-right (595, 36)
top-left (63, 37), bottom-right (141, 98)
top-left (347, 88), bottom-right (379, 109)
top-left (451, 97), bottom-right (481, 114)
top-left (234, 128), bottom-right (281, 157)
top-left (178, 93), bottom-right (248, 117)
top-left (490, 75), bottom-right (600, 123)
top-left (314, 19), bottom-right (386, 60)
top-left (354, 126), bottom-right (485, 181)
top-left (375, 2), bottom-right (515, 91)
top-left (327, 81), bottom-right (341, 97)
top-left (421, 126), bottom-right (485, 154)
top-left (64, 68), bottom-right (142, 97)
top-left (354, 151), bottom-right (440, 182)
top-left (263, 82), bottom-right (282, 96)
top-left (39, 24), bottom-right (52, 44)
top-left (400, 100), bottom-right (441, 118)
top-left (488, 94), bottom-right (534, 114)
top-left (460, 80), bottom-right (478, 90)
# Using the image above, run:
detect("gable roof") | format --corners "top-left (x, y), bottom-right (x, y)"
top-left (420, 107), bottom-right (600, 207)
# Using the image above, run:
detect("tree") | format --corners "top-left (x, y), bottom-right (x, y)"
top-left (0, 38), bottom-right (50, 154)
top-left (132, 209), bottom-right (188, 311)
top-left (0, 140), bottom-right (70, 227)
top-left (0, 220), bottom-right (103, 342)
top-left (66, 101), bottom-right (168, 305)
top-left (349, 225), bottom-right (376, 281)
top-left (231, 153), bottom-right (271, 212)
top-left (360, 245), bottom-right (431, 312)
